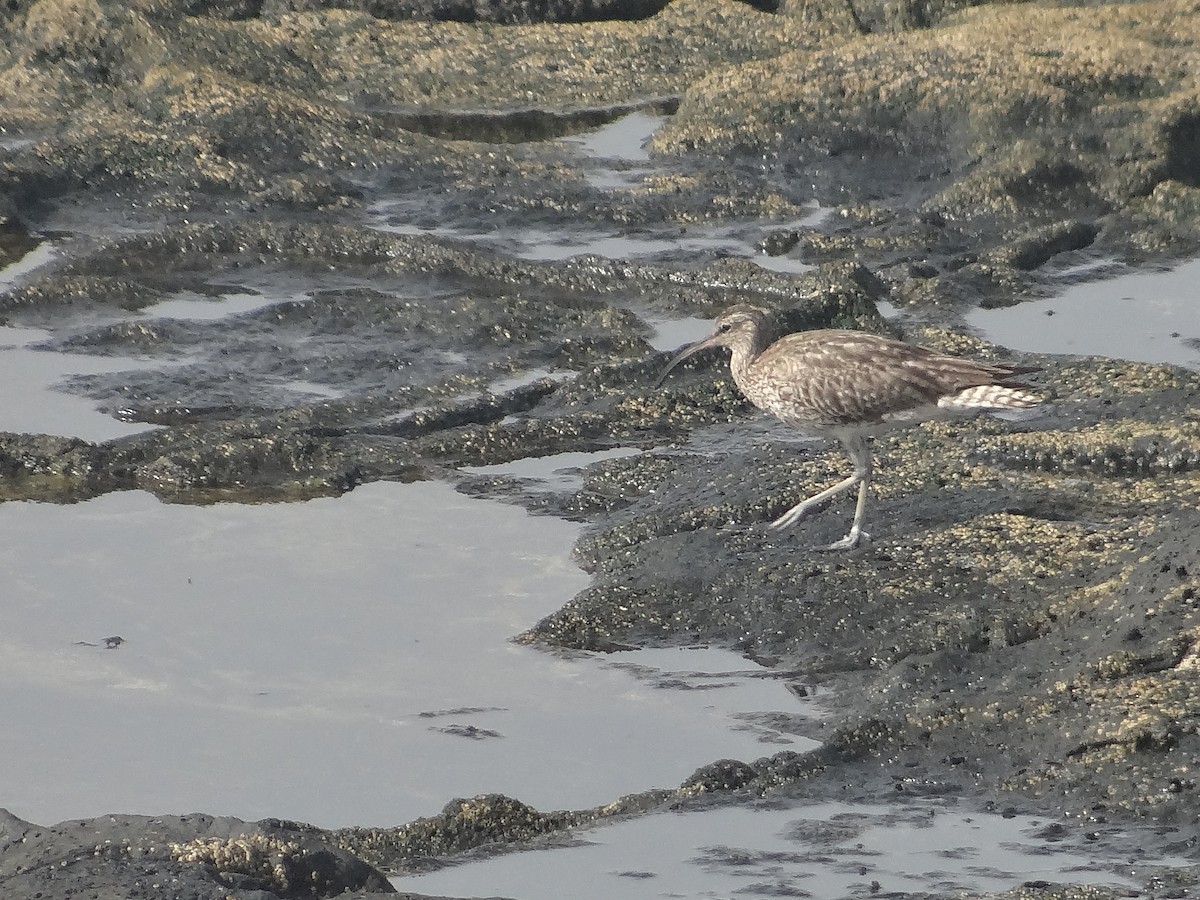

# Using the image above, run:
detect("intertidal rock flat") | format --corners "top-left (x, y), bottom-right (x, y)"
top-left (1, 0), bottom-right (1199, 896)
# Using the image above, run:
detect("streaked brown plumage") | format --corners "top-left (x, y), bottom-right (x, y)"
top-left (656, 304), bottom-right (1040, 550)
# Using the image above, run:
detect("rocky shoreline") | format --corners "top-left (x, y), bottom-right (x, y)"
top-left (2, 0), bottom-right (1199, 896)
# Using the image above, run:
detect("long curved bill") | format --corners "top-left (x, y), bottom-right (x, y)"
top-left (652, 332), bottom-right (722, 389)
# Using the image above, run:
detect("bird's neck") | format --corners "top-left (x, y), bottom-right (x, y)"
top-left (727, 330), bottom-right (768, 392)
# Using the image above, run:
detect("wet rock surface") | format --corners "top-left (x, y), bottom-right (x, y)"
top-left (0, 807), bottom-right (394, 898)
top-left (2, 0), bottom-right (1200, 895)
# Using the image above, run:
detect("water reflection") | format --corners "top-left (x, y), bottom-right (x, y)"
top-left (0, 481), bottom-right (812, 828)
top-left (969, 258), bottom-right (1200, 368)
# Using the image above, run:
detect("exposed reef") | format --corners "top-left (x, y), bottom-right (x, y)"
top-left (2, 0), bottom-right (1199, 895)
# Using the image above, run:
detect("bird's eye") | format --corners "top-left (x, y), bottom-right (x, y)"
top-left (717, 322), bottom-right (732, 333)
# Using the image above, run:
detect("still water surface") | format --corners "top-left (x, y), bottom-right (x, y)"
top-left (0, 481), bottom-right (811, 829)
top-left (391, 799), bottom-right (1187, 899)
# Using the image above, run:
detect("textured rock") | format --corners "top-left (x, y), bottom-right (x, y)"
top-left (0, 809), bottom-right (394, 898)
top-left (0, 0), bottom-right (1198, 894)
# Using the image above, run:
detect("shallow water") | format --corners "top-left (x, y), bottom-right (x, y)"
top-left (562, 110), bottom-right (664, 161)
top-left (0, 324), bottom-right (164, 441)
top-left (0, 482), bottom-right (813, 829)
top-left (466, 446), bottom-right (642, 491)
top-left (391, 798), bottom-right (1190, 898)
top-left (968, 257), bottom-right (1200, 368)
top-left (0, 241), bottom-right (57, 290)
top-left (370, 109), bottom-right (821, 270)
top-left (646, 314), bottom-right (719, 351)
top-left (370, 214), bottom-right (818, 271)
top-left (143, 289), bottom-right (285, 321)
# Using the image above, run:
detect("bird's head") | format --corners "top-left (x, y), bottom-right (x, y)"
top-left (654, 305), bottom-right (768, 388)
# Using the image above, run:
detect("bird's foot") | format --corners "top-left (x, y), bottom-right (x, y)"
top-left (819, 528), bottom-right (871, 552)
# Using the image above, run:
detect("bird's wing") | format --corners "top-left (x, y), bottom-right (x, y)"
top-left (751, 331), bottom-right (1003, 427)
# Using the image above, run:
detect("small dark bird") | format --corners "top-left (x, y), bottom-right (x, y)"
top-left (656, 304), bottom-right (1040, 549)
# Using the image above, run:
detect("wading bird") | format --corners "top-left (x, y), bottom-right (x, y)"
top-left (656, 305), bottom-right (1040, 549)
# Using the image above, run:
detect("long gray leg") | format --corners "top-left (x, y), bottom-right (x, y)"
top-left (770, 434), bottom-right (873, 549)
top-left (770, 471), bottom-right (862, 530)
top-left (824, 436), bottom-right (872, 550)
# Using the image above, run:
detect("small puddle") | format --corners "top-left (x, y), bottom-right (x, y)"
top-left (0, 136), bottom-right (38, 153)
top-left (475, 216), bottom-right (822, 269)
top-left (486, 367), bottom-right (574, 394)
top-left (368, 217), bottom-right (808, 267)
top-left (564, 110), bottom-right (663, 189)
top-left (366, 109), bottom-right (823, 272)
top-left (0, 325), bottom-right (164, 441)
top-left (143, 289), bottom-right (285, 321)
top-left (507, 226), bottom-right (740, 262)
top-left (0, 239), bottom-right (59, 290)
top-left (564, 110), bottom-right (664, 162)
top-left (391, 799), bottom-right (1190, 898)
top-left (279, 378), bottom-right (345, 400)
top-left (465, 447), bottom-right (642, 492)
top-left (968, 257), bottom-right (1200, 367)
top-left (0, 481), bottom-right (813, 829)
top-left (645, 315), bottom-right (716, 352)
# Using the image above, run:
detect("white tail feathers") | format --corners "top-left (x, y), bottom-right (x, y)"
top-left (939, 384), bottom-right (1041, 411)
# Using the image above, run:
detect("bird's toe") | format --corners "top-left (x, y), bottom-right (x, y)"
top-left (821, 529), bottom-right (871, 551)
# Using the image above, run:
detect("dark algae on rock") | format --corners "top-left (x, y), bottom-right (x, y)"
top-left (0, 808), bottom-right (394, 898)
top-left (2, 0), bottom-right (1200, 895)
